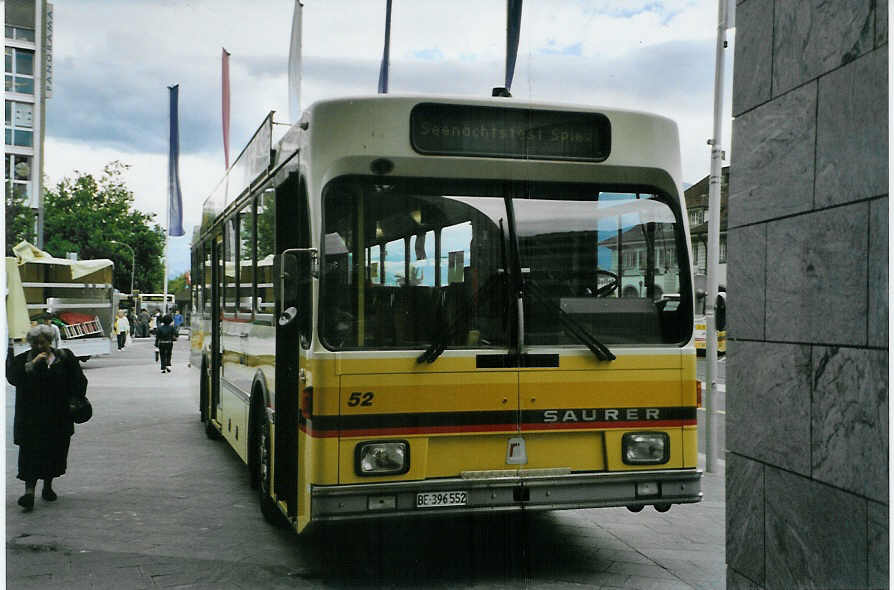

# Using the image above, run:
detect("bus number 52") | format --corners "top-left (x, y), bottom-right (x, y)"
top-left (348, 392), bottom-right (374, 407)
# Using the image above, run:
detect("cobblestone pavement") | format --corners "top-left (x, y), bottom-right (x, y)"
top-left (7, 338), bottom-right (726, 589)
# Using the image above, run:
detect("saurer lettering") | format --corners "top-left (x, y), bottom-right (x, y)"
top-left (543, 408), bottom-right (662, 423)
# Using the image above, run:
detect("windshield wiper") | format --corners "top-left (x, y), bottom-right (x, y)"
top-left (524, 278), bottom-right (616, 362)
top-left (416, 272), bottom-right (508, 364)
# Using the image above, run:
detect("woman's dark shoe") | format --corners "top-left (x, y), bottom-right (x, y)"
top-left (42, 488), bottom-right (57, 501)
top-left (17, 493), bottom-right (34, 511)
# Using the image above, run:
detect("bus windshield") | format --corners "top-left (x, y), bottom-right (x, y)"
top-left (514, 190), bottom-right (687, 346)
top-left (321, 177), bottom-right (690, 351)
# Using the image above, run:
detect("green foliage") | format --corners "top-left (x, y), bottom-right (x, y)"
top-left (5, 182), bottom-right (35, 254)
top-left (42, 162), bottom-right (166, 293)
top-left (167, 272), bottom-right (189, 295)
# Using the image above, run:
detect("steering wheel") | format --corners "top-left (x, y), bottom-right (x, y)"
top-left (594, 269), bottom-right (619, 297)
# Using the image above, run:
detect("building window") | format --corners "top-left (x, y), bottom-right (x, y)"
top-left (5, 153), bottom-right (32, 202)
top-left (5, 47), bottom-right (35, 95)
top-left (5, 25), bottom-right (36, 42)
top-left (688, 208), bottom-right (703, 227)
top-left (5, 100), bottom-right (33, 146)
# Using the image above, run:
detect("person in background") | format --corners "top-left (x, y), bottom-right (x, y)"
top-left (173, 309), bottom-right (183, 330)
top-left (40, 318), bottom-right (61, 349)
top-left (127, 308), bottom-right (136, 338)
top-left (114, 311), bottom-right (129, 350)
top-left (7, 324), bottom-right (88, 511)
top-left (155, 314), bottom-right (178, 373)
top-left (138, 309), bottom-right (150, 338)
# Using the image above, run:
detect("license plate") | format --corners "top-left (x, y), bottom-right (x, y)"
top-left (416, 491), bottom-right (468, 508)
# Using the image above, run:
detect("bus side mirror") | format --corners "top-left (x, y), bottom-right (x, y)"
top-left (279, 248), bottom-right (318, 325)
top-left (279, 306), bottom-right (298, 327)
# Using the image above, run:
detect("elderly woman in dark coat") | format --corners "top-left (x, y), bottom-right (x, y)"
top-left (7, 324), bottom-right (87, 511)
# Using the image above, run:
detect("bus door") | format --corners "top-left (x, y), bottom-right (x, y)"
top-left (273, 175), bottom-right (307, 520)
top-left (211, 235), bottom-right (223, 423)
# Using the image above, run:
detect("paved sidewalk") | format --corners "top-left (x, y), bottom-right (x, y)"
top-left (7, 338), bottom-right (726, 589)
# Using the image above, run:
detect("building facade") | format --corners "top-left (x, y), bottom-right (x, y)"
top-left (727, 0), bottom-right (887, 588)
top-left (684, 166), bottom-right (728, 289)
top-left (5, 0), bottom-right (52, 246)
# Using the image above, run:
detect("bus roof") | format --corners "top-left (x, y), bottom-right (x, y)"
top-left (197, 94), bottom-right (682, 240)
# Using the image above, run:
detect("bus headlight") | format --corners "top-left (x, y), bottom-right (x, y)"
top-left (355, 441), bottom-right (410, 476)
top-left (622, 432), bottom-right (669, 465)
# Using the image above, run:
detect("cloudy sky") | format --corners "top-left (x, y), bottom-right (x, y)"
top-left (44, 0), bottom-right (734, 277)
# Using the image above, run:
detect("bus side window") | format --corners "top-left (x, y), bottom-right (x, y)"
top-left (224, 217), bottom-right (238, 316)
top-left (440, 222), bottom-right (472, 285)
top-left (411, 231), bottom-right (435, 287)
top-left (368, 244), bottom-right (382, 284)
top-left (203, 241), bottom-right (213, 313)
top-left (238, 205), bottom-right (254, 315)
top-left (383, 238), bottom-right (405, 286)
top-left (256, 189), bottom-right (275, 316)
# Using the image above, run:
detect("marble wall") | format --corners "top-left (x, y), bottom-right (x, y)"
top-left (727, 0), bottom-right (888, 587)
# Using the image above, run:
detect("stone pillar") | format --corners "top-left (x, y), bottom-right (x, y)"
top-left (726, 0), bottom-right (888, 588)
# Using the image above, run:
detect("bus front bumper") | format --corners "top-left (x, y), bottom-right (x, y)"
top-left (311, 469), bottom-right (702, 521)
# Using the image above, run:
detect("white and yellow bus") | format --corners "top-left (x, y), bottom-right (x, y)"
top-left (190, 96), bottom-right (702, 534)
top-left (137, 293), bottom-right (175, 315)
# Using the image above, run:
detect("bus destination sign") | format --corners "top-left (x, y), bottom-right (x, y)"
top-left (410, 103), bottom-right (611, 162)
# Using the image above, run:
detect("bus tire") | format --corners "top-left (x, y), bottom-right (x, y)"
top-left (255, 411), bottom-right (287, 528)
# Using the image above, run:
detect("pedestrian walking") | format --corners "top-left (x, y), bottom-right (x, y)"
top-left (155, 314), bottom-right (178, 373)
top-left (7, 324), bottom-right (88, 512)
top-left (173, 309), bottom-right (183, 330)
top-left (114, 310), bottom-right (129, 350)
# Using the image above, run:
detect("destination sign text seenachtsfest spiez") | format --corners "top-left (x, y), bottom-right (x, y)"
top-left (410, 103), bottom-right (611, 162)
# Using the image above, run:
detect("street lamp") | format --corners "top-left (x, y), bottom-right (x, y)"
top-left (109, 240), bottom-right (135, 295)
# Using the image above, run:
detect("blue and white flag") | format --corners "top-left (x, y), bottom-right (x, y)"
top-left (377, 0), bottom-right (392, 94)
top-left (505, 0), bottom-right (523, 92)
top-left (168, 85), bottom-right (185, 237)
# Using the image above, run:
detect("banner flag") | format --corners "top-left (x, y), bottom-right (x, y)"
top-left (377, 0), bottom-right (392, 93)
top-left (288, 1), bottom-right (304, 122)
top-left (168, 85), bottom-right (185, 237)
top-left (222, 48), bottom-right (231, 169)
top-left (505, 0), bottom-right (523, 91)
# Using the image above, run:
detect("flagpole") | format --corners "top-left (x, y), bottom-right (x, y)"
top-left (377, 0), bottom-right (392, 93)
top-left (164, 85), bottom-right (170, 314)
top-left (704, 0), bottom-right (733, 473)
top-left (163, 196), bottom-right (169, 315)
top-left (164, 85), bottom-right (170, 315)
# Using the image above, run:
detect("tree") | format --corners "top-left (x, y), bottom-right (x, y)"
top-left (5, 182), bottom-right (35, 254)
top-left (42, 162), bottom-right (166, 293)
top-left (167, 272), bottom-right (189, 295)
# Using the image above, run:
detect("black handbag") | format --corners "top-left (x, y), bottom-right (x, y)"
top-left (61, 348), bottom-right (92, 424)
top-left (69, 396), bottom-right (92, 424)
